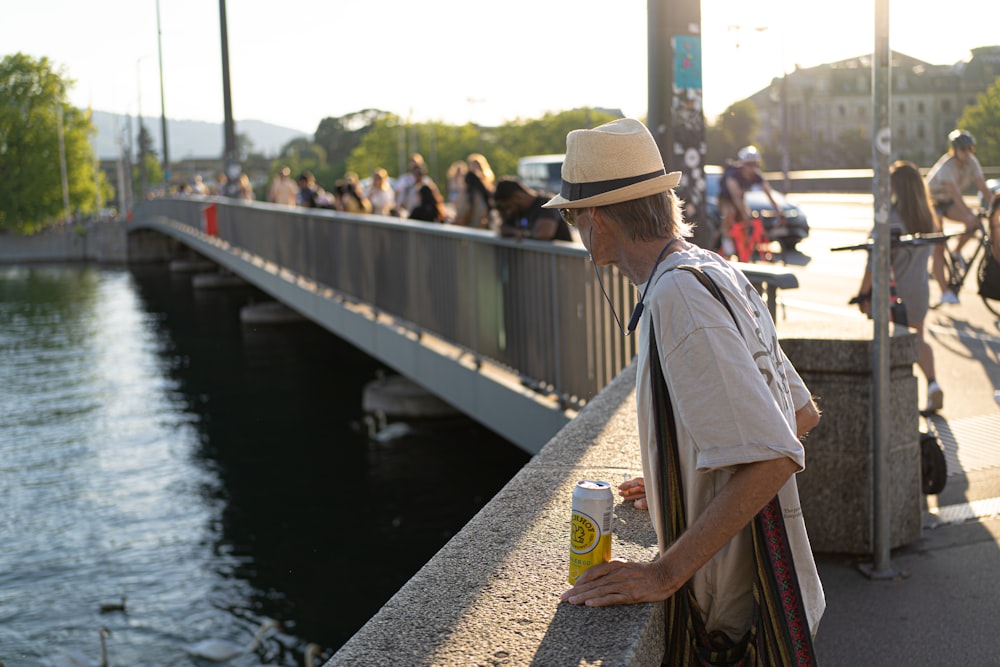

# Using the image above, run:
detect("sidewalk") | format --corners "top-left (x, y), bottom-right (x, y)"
top-left (812, 412), bottom-right (1000, 665)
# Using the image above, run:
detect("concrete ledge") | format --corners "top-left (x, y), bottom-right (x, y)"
top-left (780, 319), bottom-right (922, 553)
top-left (0, 221), bottom-right (128, 264)
top-left (330, 318), bottom-right (926, 663)
top-left (329, 362), bottom-right (664, 666)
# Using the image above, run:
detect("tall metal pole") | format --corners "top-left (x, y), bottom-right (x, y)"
top-left (219, 0), bottom-right (239, 190)
top-left (136, 58), bottom-right (148, 198)
top-left (860, 0), bottom-right (903, 580)
top-left (647, 0), bottom-right (708, 248)
top-left (779, 3), bottom-right (790, 192)
top-left (156, 0), bottom-right (171, 186)
top-left (56, 103), bottom-right (72, 224)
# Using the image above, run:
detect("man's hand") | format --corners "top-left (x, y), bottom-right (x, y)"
top-left (563, 457), bottom-right (799, 608)
top-left (619, 477), bottom-right (648, 510)
top-left (561, 558), bottom-right (679, 607)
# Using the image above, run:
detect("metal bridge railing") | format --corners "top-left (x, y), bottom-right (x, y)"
top-left (139, 197), bottom-right (639, 408)
top-left (138, 197), bottom-right (796, 409)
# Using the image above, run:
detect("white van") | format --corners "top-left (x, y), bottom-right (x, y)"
top-left (517, 154), bottom-right (564, 196)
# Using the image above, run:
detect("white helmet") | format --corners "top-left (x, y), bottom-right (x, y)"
top-left (737, 145), bottom-right (761, 163)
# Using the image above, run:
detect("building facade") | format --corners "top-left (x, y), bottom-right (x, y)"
top-left (749, 45), bottom-right (1000, 169)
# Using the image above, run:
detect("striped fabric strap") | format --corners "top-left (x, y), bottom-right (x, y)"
top-left (650, 265), bottom-right (816, 666)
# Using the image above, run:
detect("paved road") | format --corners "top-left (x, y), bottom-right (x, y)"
top-left (764, 194), bottom-right (1000, 516)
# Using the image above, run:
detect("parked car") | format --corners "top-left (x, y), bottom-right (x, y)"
top-left (517, 154), bottom-right (564, 196)
top-left (704, 165), bottom-right (810, 252)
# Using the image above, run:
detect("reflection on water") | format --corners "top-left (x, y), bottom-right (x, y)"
top-left (0, 264), bottom-right (529, 665)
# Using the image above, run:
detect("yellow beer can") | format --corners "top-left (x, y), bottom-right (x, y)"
top-left (568, 480), bottom-right (613, 584)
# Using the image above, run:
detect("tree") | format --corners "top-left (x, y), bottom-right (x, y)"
top-left (715, 100), bottom-right (760, 156)
top-left (958, 75), bottom-right (1000, 166)
top-left (315, 109), bottom-right (389, 179)
top-left (0, 53), bottom-right (100, 233)
top-left (273, 138), bottom-right (328, 183)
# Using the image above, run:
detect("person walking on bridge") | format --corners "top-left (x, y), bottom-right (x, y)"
top-left (548, 118), bottom-right (823, 663)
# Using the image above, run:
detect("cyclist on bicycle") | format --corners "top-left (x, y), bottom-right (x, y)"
top-left (926, 129), bottom-right (994, 304)
top-left (717, 145), bottom-right (784, 260)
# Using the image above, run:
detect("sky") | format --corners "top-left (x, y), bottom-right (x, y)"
top-left (2, 0), bottom-right (996, 136)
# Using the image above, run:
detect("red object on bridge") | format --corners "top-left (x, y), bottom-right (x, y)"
top-left (202, 204), bottom-right (218, 236)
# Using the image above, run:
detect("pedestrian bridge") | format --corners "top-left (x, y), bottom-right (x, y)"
top-left (132, 197), bottom-right (796, 454)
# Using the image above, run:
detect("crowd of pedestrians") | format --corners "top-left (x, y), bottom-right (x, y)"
top-left (176, 151), bottom-right (575, 244)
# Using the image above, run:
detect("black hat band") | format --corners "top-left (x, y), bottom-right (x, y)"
top-left (559, 168), bottom-right (666, 202)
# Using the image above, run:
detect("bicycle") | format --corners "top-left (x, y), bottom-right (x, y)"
top-left (832, 236), bottom-right (948, 494)
top-left (729, 215), bottom-right (774, 263)
top-left (936, 208), bottom-right (1000, 317)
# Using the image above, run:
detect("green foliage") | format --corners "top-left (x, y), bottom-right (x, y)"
top-left (704, 124), bottom-right (731, 166)
top-left (0, 53), bottom-right (99, 233)
top-left (271, 137), bottom-right (328, 184)
top-left (315, 109), bottom-right (388, 180)
top-left (958, 75), bottom-right (1000, 166)
top-left (715, 100), bottom-right (759, 155)
top-left (341, 108), bottom-right (617, 191)
top-left (132, 152), bottom-right (164, 198)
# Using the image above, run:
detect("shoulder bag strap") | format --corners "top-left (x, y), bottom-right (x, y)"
top-left (652, 264), bottom-right (817, 666)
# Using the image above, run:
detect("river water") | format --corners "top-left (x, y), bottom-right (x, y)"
top-left (0, 263), bottom-right (530, 666)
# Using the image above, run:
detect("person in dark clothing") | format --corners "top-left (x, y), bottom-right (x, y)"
top-left (407, 182), bottom-right (447, 222)
top-left (297, 171), bottom-right (321, 208)
top-left (494, 178), bottom-right (572, 242)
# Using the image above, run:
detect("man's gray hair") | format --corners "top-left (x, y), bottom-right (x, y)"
top-left (598, 190), bottom-right (692, 242)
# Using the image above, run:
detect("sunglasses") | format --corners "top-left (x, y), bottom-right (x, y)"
top-left (560, 208), bottom-right (577, 226)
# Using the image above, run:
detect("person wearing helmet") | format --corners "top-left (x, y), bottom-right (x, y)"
top-left (926, 129), bottom-right (993, 305)
top-left (716, 146), bottom-right (785, 260)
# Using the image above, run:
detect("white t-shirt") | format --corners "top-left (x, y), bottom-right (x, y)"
top-left (926, 152), bottom-right (985, 203)
top-left (635, 244), bottom-right (825, 640)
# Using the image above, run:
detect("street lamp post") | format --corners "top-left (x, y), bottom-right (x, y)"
top-left (219, 0), bottom-right (240, 191)
top-left (136, 57), bottom-right (149, 199)
top-left (156, 0), bottom-right (171, 185)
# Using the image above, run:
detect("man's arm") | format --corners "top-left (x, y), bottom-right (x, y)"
top-left (760, 180), bottom-right (786, 225)
top-left (563, 455), bottom-right (799, 606)
top-left (795, 396), bottom-right (821, 439)
top-left (530, 211), bottom-right (560, 240)
top-left (976, 176), bottom-right (992, 207)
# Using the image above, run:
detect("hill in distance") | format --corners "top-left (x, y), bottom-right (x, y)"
top-left (91, 110), bottom-right (310, 161)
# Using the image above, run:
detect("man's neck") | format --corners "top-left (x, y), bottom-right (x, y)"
top-left (617, 237), bottom-right (682, 285)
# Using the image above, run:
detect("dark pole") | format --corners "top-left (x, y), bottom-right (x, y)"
top-left (859, 0), bottom-right (902, 581)
top-left (136, 58), bottom-right (148, 198)
top-left (647, 0), bottom-right (709, 248)
top-left (156, 0), bottom-right (171, 186)
top-left (219, 0), bottom-right (239, 191)
top-left (781, 71), bottom-right (790, 191)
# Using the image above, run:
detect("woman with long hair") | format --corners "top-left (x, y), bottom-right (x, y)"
top-left (454, 153), bottom-right (495, 228)
top-left (854, 159), bottom-right (942, 412)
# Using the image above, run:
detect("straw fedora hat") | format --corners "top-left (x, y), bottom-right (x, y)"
top-left (543, 118), bottom-right (681, 209)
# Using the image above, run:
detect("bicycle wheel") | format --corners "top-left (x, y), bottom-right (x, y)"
top-left (977, 250), bottom-right (1000, 317)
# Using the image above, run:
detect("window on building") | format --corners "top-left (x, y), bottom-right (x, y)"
top-left (917, 125), bottom-right (925, 139)
top-left (898, 102), bottom-right (905, 115)
top-left (917, 101), bottom-right (925, 114)
top-left (858, 106), bottom-right (866, 118)
top-left (838, 105), bottom-right (846, 117)
top-left (942, 100), bottom-right (952, 112)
